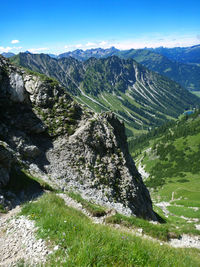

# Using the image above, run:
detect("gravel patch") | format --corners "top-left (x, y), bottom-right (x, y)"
top-left (0, 206), bottom-right (51, 267)
top-left (195, 224), bottom-right (200, 230)
top-left (138, 162), bottom-right (149, 181)
top-left (169, 234), bottom-right (200, 249)
top-left (155, 201), bottom-right (171, 217)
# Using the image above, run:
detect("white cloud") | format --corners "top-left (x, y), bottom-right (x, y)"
top-left (61, 34), bottom-right (200, 53)
top-left (15, 46), bottom-right (22, 50)
top-left (75, 44), bottom-right (83, 48)
top-left (0, 46), bottom-right (12, 53)
top-left (99, 41), bottom-right (107, 47)
top-left (107, 33), bottom-right (200, 50)
top-left (27, 47), bottom-right (49, 53)
top-left (0, 46), bottom-right (23, 53)
top-left (11, 40), bottom-right (20, 44)
top-left (86, 42), bottom-right (96, 47)
top-left (64, 41), bottom-right (111, 51)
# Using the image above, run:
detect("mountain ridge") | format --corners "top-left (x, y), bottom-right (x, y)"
top-left (148, 45), bottom-right (200, 64)
top-left (51, 45), bottom-right (200, 91)
top-left (10, 53), bottom-right (200, 135)
top-left (6, 44), bottom-right (200, 91)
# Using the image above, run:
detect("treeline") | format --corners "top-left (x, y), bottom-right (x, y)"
top-left (128, 120), bottom-right (176, 154)
top-left (128, 109), bottom-right (200, 188)
top-left (128, 109), bottom-right (200, 155)
top-left (146, 141), bottom-right (200, 188)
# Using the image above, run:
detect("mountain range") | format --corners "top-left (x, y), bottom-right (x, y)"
top-left (9, 52), bottom-right (200, 136)
top-left (1, 52), bottom-right (15, 58)
top-left (114, 49), bottom-right (200, 91)
top-left (5, 44), bottom-right (200, 91)
top-left (148, 44), bottom-right (200, 64)
top-left (55, 45), bottom-right (200, 91)
top-left (58, 46), bottom-right (118, 60)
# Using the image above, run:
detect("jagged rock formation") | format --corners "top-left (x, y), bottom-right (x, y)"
top-left (58, 46), bottom-right (119, 60)
top-left (0, 55), bottom-right (157, 220)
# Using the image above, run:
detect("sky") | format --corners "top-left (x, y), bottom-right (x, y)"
top-left (1, 0), bottom-right (200, 54)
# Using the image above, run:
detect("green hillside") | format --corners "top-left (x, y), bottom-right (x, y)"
top-left (129, 110), bottom-right (200, 228)
top-left (21, 193), bottom-right (200, 267)
top-left (192, 91), bottom-right (200, 98)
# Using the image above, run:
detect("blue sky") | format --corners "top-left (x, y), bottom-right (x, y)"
top-left (1, 0), bottom-right (200, 54)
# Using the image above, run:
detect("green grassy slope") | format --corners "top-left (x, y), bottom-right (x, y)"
top-left (21, 193), bottom-right (200, 267)
top-left (129, 110), bottom-right (200, 227)
top-left (192, 91), bottom-right (200, 98)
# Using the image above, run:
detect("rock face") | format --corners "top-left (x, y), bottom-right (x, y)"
top-left (0, 142), bottom-right (13, 187)
top-left (0, 55), bottom-right (157, 220)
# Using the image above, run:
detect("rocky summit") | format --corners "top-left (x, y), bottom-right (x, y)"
top-left (0, 55), bottom-right (157, 220)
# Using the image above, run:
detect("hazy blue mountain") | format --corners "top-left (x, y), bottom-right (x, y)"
top-left (1, 52), bottom-right (15, 58)
top-left (58, 47), bottom-right (119, 60)
top-left (148, 44), bottom-right (200, 64)
top-left (48, 53), bottom-right (58, 58)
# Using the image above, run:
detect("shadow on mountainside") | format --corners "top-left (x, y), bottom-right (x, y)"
top-left (0, 164), bottom-right (55, 212)
top-left (0, 103), bottom-right (55, 211)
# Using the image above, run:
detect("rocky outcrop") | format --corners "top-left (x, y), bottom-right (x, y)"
top-left (0, 55), bottom-right (157, 220)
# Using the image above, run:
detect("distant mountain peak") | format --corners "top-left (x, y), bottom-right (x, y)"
top-left (58, 46), bottom-right (119, 60)
top-left (1, 52), bottom-right (15, 58)
top-left (24, 50), bottom-right (32, 54)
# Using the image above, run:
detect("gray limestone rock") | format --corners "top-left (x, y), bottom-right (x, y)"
top-left (0, 55), bottom-right (157, 220)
